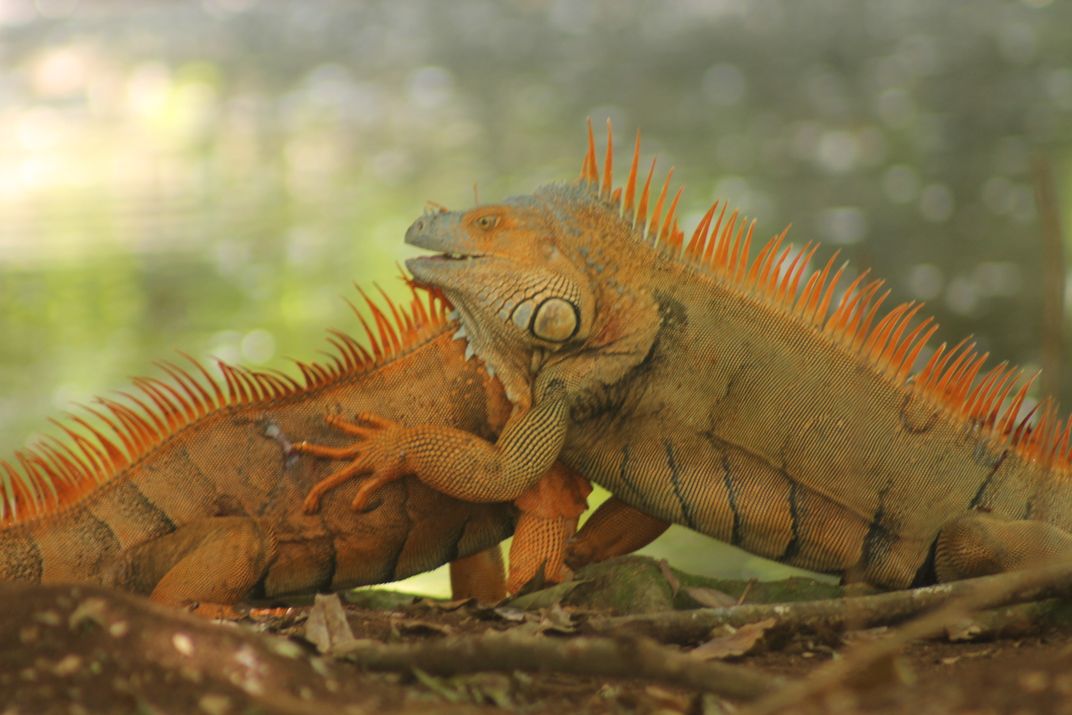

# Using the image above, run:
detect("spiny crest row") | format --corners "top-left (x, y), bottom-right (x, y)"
top-left (0, 284), bottom-right (450, 525)
top-left (578, 119), bottom-right (1066, 470)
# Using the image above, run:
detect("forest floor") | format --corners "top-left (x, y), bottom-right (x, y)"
top-left (2, 556), bottom-right (1071, 715)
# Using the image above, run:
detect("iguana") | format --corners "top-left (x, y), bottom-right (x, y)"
top-left (0, 283), bottom-right (589, 609)
top-left (300, 121), bottom-right (1072, 590)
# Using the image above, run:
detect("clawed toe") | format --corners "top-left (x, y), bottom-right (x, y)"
top-left (349, 471), bottom-right (403, 511)
top-left (325, 412), bottom-right (399, 437)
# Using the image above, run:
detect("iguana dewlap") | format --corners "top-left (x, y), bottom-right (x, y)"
top-left (0, 284), bottom-right (589, 608)
top-left (306, 122), bottom-right (1072, 590)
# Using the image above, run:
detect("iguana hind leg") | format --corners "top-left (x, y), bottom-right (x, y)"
top-left (449, 546), bottom-right (506, 603)
top-left (109, 516), bottom-right (276, 608)
top-left (565, 496), bottom-right (670, 570)
top-left (934, 512), bottom-right (1072, 582)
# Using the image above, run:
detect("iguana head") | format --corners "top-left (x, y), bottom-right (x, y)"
top-left (405, 122), bottom-right (671, 406)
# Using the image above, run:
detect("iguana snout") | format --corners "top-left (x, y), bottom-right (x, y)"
top-left (405, 210), bottom-right (482, 259)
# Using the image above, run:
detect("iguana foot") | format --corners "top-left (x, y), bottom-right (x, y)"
top-left (298, 413), bottom-right (410, 514)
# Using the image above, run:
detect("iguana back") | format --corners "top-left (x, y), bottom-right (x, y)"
top-left (0, 286), bottom-right (530, 604)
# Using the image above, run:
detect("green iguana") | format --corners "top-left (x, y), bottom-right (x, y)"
top-left (0, 284), bottom-right (589, 609)
top-left (300, 121), bottom-right (1072, 590)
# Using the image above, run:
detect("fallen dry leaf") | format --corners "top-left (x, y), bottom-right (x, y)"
top-left (248, 606), bottom-right (297, 620)
top-left (304, 593), bottom-right (354, 654)
top-left (423, 597), bottom-right (476, 612)
top-left (945, 618), bottom-right (984, 642)
top-left (690, 618), bottom-right (777, 660)
top-left (491, 606), bottom-right (528, 623)
top-left (391, 617), bottom-right (455, 637)
top-left (538, 603), bottom-right (577, 634)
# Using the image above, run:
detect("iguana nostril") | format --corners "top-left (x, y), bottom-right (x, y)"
top-left (406, 218), bottom-right (428, 244)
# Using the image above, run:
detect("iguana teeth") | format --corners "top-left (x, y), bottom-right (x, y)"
top-left (452, 326), bottom-right (467, 341)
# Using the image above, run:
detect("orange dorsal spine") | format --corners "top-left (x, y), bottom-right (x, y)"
top-left (575, 119), bottom-right (1065, 472)
top-left (0, 284), bottom-right (451, 526)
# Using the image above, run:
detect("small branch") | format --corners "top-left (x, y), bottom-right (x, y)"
top-left (741, 560), bottom-right (1072, 715)
top-left (335, 629), bottom-right (780, 701)
top-left (1034, 156), bottom-right (1066, 400)
top-left (587, 561), bottom-right (1072, 645)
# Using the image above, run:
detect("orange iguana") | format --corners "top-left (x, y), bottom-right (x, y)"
top-left (300, 122), bottom-right (1072, 590)
top-left (0, 284), bottom-right (588, 609)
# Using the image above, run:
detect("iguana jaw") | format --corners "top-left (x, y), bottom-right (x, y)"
top-left (405, 255), bottom-right (485, 291)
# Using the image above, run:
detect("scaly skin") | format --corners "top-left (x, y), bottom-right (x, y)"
top-left (0, 284), bottom-right (589, 607)
top-left (304, 124), bottom-right (1072, 589)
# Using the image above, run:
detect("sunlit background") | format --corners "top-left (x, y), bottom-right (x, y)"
top-left (1, 0), bottom-right (1070, 593)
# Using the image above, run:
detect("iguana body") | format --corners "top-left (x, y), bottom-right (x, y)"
top-left (304, 123), bottom-right (1072, 589)
top-left (0, 286), bottom-right (587, 607)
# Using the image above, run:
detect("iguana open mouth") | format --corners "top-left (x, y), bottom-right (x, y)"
top-left (428, 252), bottom-right (484, 261)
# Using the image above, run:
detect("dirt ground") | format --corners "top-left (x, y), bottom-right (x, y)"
top-left (2, 558), bottom-right (1070, 715)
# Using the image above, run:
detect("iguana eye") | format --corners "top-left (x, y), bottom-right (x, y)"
top-left (531, 298), bottom-right (579, 343)
top-left (475, 215), bottom-right (499, 230)
top-left (509, 296), bottom-right (580, 343)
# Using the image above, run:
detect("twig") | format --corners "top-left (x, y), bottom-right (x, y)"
top-left (952, 598), bottom-right (1071, 640)
top-left (736, 577), bottom-right (757, 605)
top-left (1034, 156), bottom-right (1066, 400)
top-left (587, 561), bottom-right (1072, 644)
top-left (740, 559), bottom-right (1072, 715)
top-left (334, 629), bottom-right (780, 700)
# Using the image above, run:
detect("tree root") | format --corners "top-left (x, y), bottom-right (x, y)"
top-left (587, 561), bottom-right (1072, 645)
top-left (740, 560), bottom-right (1072, 715)
top-left (335, 628), bottom-right (781, 700)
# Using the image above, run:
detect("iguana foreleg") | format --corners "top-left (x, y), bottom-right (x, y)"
top-left (299, 386), bottom-right (570, 512)
top-left (934, 512), bottom-right (1072, 581)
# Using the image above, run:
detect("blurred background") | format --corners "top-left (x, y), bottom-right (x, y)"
top-left (1, 0), bottom-right (1070, 593)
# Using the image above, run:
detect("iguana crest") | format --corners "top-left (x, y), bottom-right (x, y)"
top-left (572, 119), bottom-right (1064, 474)
top-left (0, 285), bottom-right (451, 525)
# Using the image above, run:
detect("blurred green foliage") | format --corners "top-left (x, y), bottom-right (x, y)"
top-left (0, 0), bottom-right (1070, 592)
